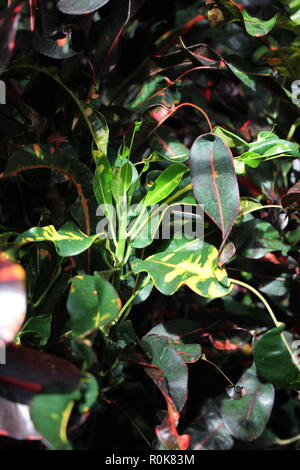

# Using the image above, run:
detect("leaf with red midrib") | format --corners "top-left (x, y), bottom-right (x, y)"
top-left (190, 133), bottom-right (240, 241)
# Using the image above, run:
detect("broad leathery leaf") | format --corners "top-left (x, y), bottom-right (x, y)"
top-left (0, 252), bottom-right (26, 344)
top-left (150, 126), bottom-right (189, 163)
top-left (190, 133), bottom-right (240, 241)
top-left (16, 221), bottom-right (98, 257)
top-left (249, 132), bottom-right (299, 157)
top-left (146, 320), bottom-right (201, 363)
top-left (57, 0), bottom-right (110, 15)
top-left (67, 273), bottom-right (121, 337)
top-left (221, 365), bottom-right (275, 441)
top-left (281, 180), bottom-right (300, 208)
top-left (0, 397), bottom-right (41, 441)
top-left (187, 400), bottom-right (234, 450)
top-left (143, 163), bottom-right (188, 206)
top-left (142, 335), bottom-right (188, 412)
top-left (94, 0), bottom-right (131, 78)
top-left (242, 10), bottom-right (278, 37)
top-left (0, 1), bottom-right (22, 74)
top-left (2, 144), bottom-right (95, 236)
top-left (30, 386), bottom-right (80, 450)
top-left (0, 344), bottom-right (80, 404)
top-left (32, 33), bottom-right (78, 60)
top-left (253, 323), bottom-right (300, 391)
top-left (132, 242), bottom-right (232, 298)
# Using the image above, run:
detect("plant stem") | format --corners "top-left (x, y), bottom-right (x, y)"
top-left (201, 356), bottom-right (235, 386)
top-left (229, 278), bottom-right (280, 327)
top-left (276, 434), bottom-right (300, 446)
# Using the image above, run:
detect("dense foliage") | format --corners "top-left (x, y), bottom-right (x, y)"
top-left (0, 0), bottom-right (300, 451)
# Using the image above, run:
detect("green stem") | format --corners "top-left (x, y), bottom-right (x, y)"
top-left (229, 278), bottom-right (280, 327)
top-left (129, 183), bottom-right (192, 240)
top-left (113, 274), bottom-right (151, 324)
top-left (201, 356), bottom-right (235, 386)
top-left (229, 278), bottom-right (298, 366)
top-left (33, 264), bottom-right (62, 308)
top-left (276, 434), bottom-right (300, 446)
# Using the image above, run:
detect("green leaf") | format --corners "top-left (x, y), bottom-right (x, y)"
top-left (239, 198), bottom-right (262, 217)
top-left (67, 273), bottom-right (121, 337)
top-left (187, 400), bottom-right (234, 450)
top-left (221, 365), bottom-right (275, 441)
top-left (150, 126), bottom-right (189, 162)
top-left (120, 160), bottom-right (134, 192)
top-left (146, 320), bottom-right (202, 363)
top-left (129, 201), bottom-right (197, 249)
top-left (142, 335), bottom-right (188, 411)
top-left (16, 222), bottom-right (97, 257)
top-left (30, 386), bottom-right (80, 450)
top-left (143, 163), bottom-right (188, 207)
top-left (190, 133), bottom-right (240, 240)
top-left (78, 373), bottom-right (99, 413)
top-left (224, 56), bottom-right (256, 91)
top-left (253, 323), bottom-right (300, 391)
top-left (242, 10), bottom-right (278, 37)
top-left (132, 243), bottom-right (232, 298)
top-left (234, 217), bottom-right (289, 259)
top-left (213, 126), bottom-right (248, 148)
top-left (93, 153), bottom-right (113, 220)
top-left (87, 107), bottom-right (109, 161)
top-left (19, 314), bottom-right (52, 347)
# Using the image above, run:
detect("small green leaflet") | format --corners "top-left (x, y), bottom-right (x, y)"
top-left (143, 163), bottom-right (188, 207)
top-left (242, 10), bottom-right (278, 37)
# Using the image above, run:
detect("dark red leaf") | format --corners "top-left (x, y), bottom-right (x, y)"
top-left (0, 345), bottom-right (80, 404)
top-left (281, 180), bottom-right (300, 208)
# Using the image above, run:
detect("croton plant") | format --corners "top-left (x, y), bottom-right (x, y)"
top-left (0, 0), bottom-right (300, 451)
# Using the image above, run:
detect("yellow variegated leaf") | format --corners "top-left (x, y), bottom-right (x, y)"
top-left (132, 243), bottom-right (232, 298)
top-left (16, 221), bottom-right (98, 257)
